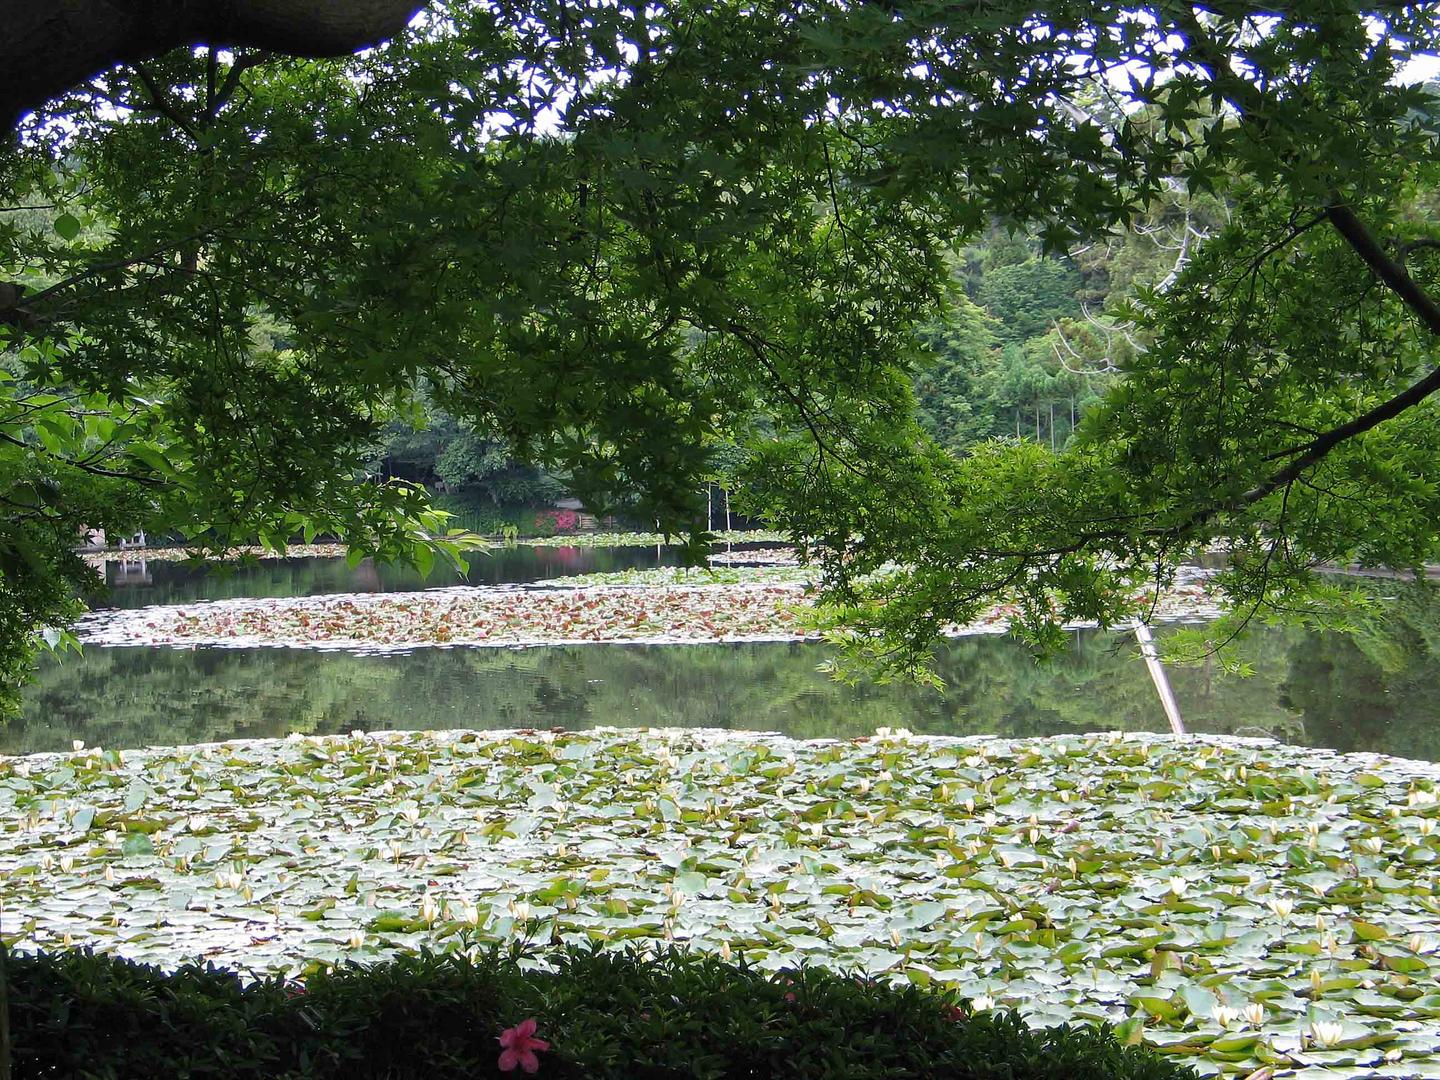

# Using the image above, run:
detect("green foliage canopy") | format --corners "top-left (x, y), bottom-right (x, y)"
top-left (3, 2), bottom-right (1440, 696)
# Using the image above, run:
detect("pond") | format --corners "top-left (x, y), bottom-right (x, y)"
top-left (14, 547), bottom-right (1440, 761)
top-left (15, 611), bottom-right (1440, 760)
top-left (87, 543), bottom-right (722, 608)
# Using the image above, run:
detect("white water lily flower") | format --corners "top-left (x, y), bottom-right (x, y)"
top-left (71, 739), bottom-right (84, 752)
top-left (1360, 836), bottom-right (1385, 855)
top-left (347, 930), bottom-right (365, 950)
top-left (1212, 1005), bottom-right (1240, 1028)
top-left (1266, 896), bottom-right (1294, 919)
top-left (1243, 1002), bottom-right (1265, 1027)
top-left (59, 855), bottom-right (74, 873)
top-left (419, 894), bottom-right (439, 924)
top-left (1168, 877), bottom-right (1188, 897)
top-left (1309, 1020), bottom-right (1345, 1048)
top-left (1408, 788), bottom-right (1438, 806)
top-left (971, 995), bottom-right (996, 1011)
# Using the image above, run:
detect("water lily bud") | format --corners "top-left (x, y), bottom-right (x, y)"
top-left (348, 930), bottom-right (364, 950)
top-left (720, 940), bottom-right (732, 961)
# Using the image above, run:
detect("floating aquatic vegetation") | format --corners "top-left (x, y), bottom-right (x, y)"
top-left (1, 728), bottom-right (1438, 1077)
top-left (75, 569), bottom-right (1223, 652)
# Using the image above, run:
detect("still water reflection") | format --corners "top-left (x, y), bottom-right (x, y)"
top-left (23, 550), bottom-right (1440, 761)
top-left (15, 615), bottom-right (1440, 761)
top-left (89, 545), bottom-right (703, 608)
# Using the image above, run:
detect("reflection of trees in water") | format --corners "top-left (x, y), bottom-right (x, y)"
top-left (12, 624), bottom-right (1355, 755)
top-left (93, 548), bottom-right (688, 609)
top-left (1281, 583), bottom-right (1440, 762)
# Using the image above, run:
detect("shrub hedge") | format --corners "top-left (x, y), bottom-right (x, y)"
top-left (6, 946), bottom-right (1197, 1079)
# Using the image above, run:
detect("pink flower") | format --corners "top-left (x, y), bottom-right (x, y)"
top-left (498, 1018), bottom-right (550, 1074)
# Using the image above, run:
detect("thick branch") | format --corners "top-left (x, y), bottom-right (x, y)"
top-left (1234, 202), bottom-right (1440, 505)
top-left (0, 0), bottom-right (427, 133)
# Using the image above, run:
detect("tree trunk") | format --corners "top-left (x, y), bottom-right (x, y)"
top-left (2, 0), bottom-right (425, 133)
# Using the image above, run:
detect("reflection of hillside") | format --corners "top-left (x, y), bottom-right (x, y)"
top-left (92, 549), bottom-right (690, 609)
top-left (1281, 583), bottom-right (1440, 761)
top-left (15, 626), bottom-right (1325, 756)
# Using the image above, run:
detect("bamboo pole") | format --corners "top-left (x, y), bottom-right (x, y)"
top-left (1134, 622), bottom-right (1186, 735)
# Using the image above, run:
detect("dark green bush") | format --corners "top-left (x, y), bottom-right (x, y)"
top-left (6, 946), bottom-right (1197, 1080)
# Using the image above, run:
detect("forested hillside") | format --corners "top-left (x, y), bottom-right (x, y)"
top-left (383, 193), bottom-right (1223, 503)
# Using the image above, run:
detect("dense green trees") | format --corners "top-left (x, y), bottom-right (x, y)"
top-left (4, 3), bottom-right (1440, 702)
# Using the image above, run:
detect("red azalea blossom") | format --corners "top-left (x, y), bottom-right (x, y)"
top-left (498, 1018), bottom-right (550, 1074)
top-left (943, 1004), bottom-right (966, 1022)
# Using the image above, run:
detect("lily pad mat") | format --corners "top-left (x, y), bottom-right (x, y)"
top-left (2, 729), bottom-right (1438, 1077)
top-left (73, 569), bottom-right (1222, 652)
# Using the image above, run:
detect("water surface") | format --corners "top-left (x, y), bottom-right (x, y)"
top-left (25, 551), bottom-right (1440, 763)
top-left (15, 617), bottom-right (1440, 760)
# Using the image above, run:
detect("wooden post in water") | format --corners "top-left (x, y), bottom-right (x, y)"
top-left (1134, 621), bottom-right (1186, 735)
